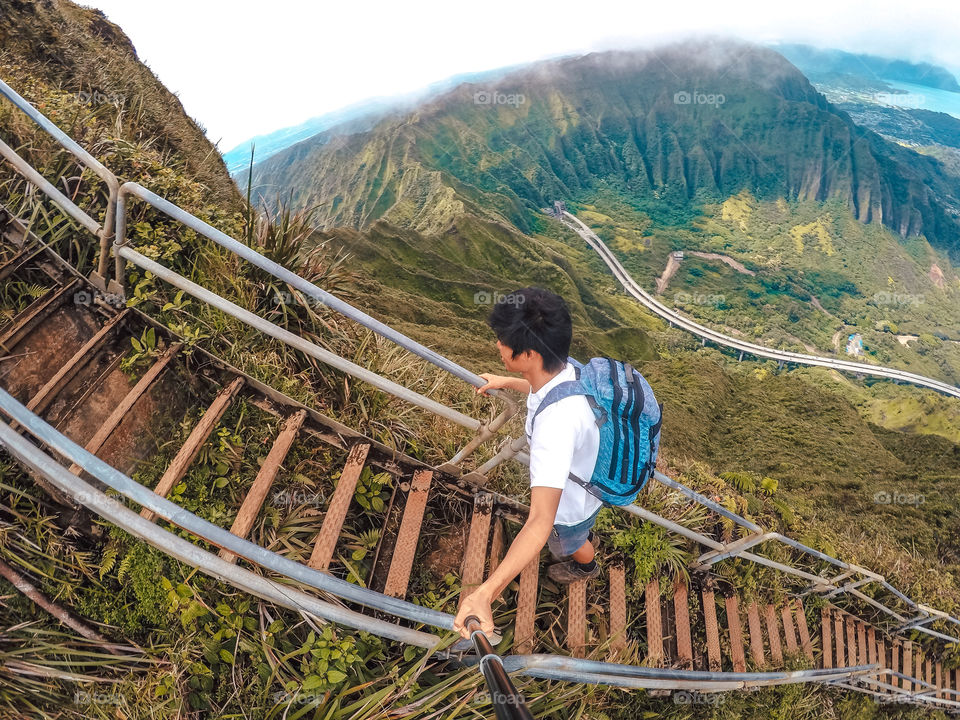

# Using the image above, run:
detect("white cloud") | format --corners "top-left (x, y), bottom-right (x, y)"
top-left (82, 0), bottom-right (960, 150)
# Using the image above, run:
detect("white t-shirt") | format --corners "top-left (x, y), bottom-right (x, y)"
top-left (525, 363), bottom-right (603, 526)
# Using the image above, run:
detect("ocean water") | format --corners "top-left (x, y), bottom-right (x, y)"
top-left (877, 78), bottom-right (960, 119)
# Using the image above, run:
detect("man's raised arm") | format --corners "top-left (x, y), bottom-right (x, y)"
top-left (452, 486), bottom-right (561, 638)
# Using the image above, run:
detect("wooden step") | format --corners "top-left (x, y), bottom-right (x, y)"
top-left (903, 640), bottom-right (913, 690)
top-left (608, 565), bottom-right (627, 654)
top-left (820, 607), bottom-right (832, 668)
top-left (0, 278), bottom-right (80, 353)
top-left (26, 309), bottom-right (130, 416)
top-left (892, 639), bottom-right (902, 689)
top-left (781, 604), bottom-right (798, 655)
top-left (793, 599), bottom-right (814, 662)
top-left (748, 601), bottom-right (766, 668)
top-left (877, 637), bottom-right (886, 685)
top-left (68, 342), bottom-right (182, 475)
top-left (646, 578), bottom-right (663, 665)
top-left (220, 409), bottom-right (307, 563)
top-left (567, 579), bottom-right (587, 658)
top-left (724, 595), bottom-right (747, 672)
top-left (673, 579), bottom-right (693, 669)
top-left (514, 558), bottom-right (539, 654)
top-left (488, 516), bottom-right (505, 575)
top-left (458, 493), bottom-right (492, 609)
top-left (702, 587), bottom-right (722, 671)
top-left (833, 610), bottom-right (845, 668)
top-left (857, 621), bottom-right (870, 665)
top-left (307, 442), bottom-right (371, 571)
top-left (141, 377), bottom-right (245, 521)
top-left (844, 615), bottom-right (857, 665)
top-left (764, 603), bottom-right (783, 666)
top-left (382, 469), bottom-right (433, 598)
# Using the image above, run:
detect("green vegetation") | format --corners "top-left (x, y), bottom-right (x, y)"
top-left (3, 9), bottom-right (960, 719)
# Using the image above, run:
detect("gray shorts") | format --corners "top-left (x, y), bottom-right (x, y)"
top-left (547, 508), bottom-right (600, 559)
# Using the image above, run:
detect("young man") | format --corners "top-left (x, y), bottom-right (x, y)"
top-left (453, 287), bottom-right (602, 640)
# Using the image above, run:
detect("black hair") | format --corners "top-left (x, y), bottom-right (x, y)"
top-left (487, 287), bottom-right (572, 372)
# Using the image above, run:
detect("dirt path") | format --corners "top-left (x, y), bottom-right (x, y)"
top-left (655, 252), bottom-right (683, 294)
top-left (686, 251), bottom-right (756, 276)
top-left (655, 250), bottom-right (754, 294)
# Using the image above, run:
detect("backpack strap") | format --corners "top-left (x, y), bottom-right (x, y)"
top-left (529, 360), bottom-right (604, 429)
top-left (567, 472), bottom-right (610, 505)
top-left (640, 401), bottom-right (665, 481)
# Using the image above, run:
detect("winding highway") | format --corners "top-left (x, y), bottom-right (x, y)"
top-left (560, 211), bottom-right (960, 400)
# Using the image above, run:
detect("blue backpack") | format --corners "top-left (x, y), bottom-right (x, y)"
top-left (530, 357), bottom-right (663, 506)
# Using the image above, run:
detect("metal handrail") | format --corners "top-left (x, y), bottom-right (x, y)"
top-left (2, 72), bottom-right (959, 707)
top-left (492, 439), bottom-right (960, 644)
top-left (115, 244), bottom-right (484, 431)
top-left (0, 417), bottom-right (444, 649)
top-left (0, 78), bottom-right (119, 287)
top-left (0, 394), bottom-right (887, 697)
top-left (113, 180), bottom-right (519, 464)
top-left (0, 387), bottom-right (453, 631)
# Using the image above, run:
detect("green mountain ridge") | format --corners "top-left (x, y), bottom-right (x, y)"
top-left (246, 39), bottom-right (960, 260)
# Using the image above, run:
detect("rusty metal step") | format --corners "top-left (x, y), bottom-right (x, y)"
top-left (834, 610), bottom-right (846, 669)
top-left (141, 376), bottom-right (245, 521)
top-left (458, 492), bottom-right (493, 610)
top-left (488, 516), bottom-right (505, 576)
top-left (514, 558), bottom-right (539, 654)
top-left (793, 599), bottom-right (814, 662)
top-left (821, 606), bottom-right (832, 669)
top-left (845, 614), bottom-right (857, 666)
top-left (781, 603), bottom-right (798, 655)
top-left (0, 277), bottom-right (80, 353)
top-left (608, 565), bottom-right (627, 654)
top-left (646, 578), bottom-right (663, 665)
top-left (67, 342), bottom-right (182, 475)
top-left (25, 309), bottom-right (130, 417)
top-left (747, 601), bottom-right (766, 668)
top-left (567, 579), bottom-right (587, 658)
top-left (765, 603), bottom-right (784, 667)
top-left (382, 469), bottom-right (433, 599)
top-left (673, 579), bottom-right (693, 669)
top-left (220, 409), bottom-right (307, 563)
top-left (702, 586), bottom-right (722, 671)
top-left (724, 594), bottom-right (747, 672)
top-left (307, 442), bottom-right (370, 571)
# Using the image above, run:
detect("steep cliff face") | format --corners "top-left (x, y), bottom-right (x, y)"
top-left (246, 40), bottom-right (960, 258)
top-left (0, 0), bottom-right (239, 208)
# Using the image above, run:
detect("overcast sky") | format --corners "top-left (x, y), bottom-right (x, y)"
top-left (84, 0), bottom-right (960, 151)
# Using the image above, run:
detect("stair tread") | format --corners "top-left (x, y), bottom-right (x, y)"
top-left (382, 469), bottom-right (433, 599)
top-left (307, 442), bottom-right (371, 571)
